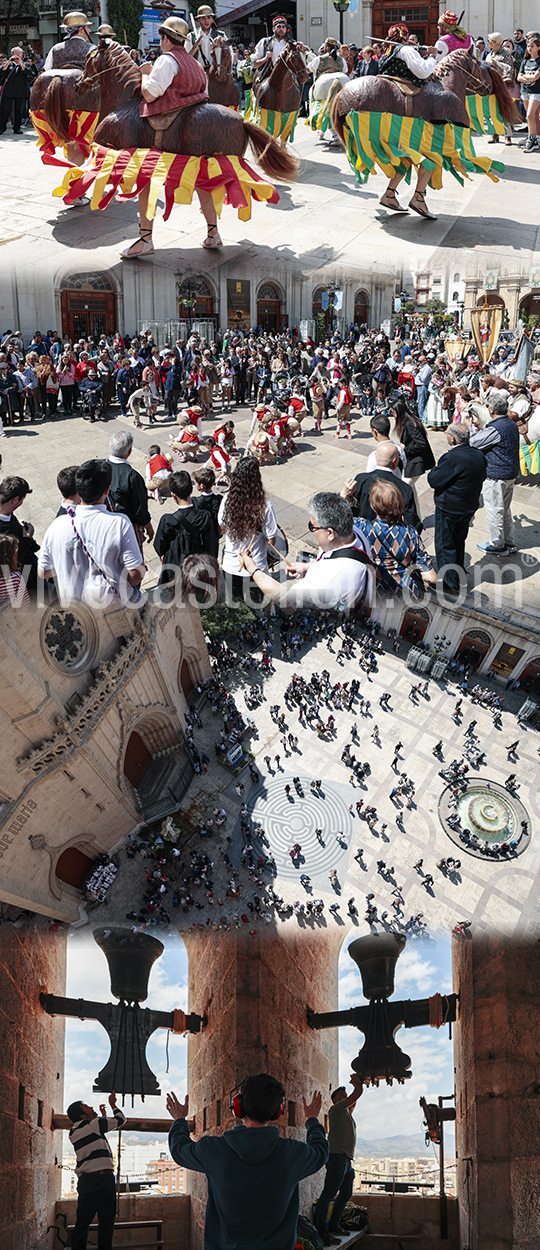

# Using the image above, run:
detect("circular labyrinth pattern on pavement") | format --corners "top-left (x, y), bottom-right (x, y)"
top-left (238, 775), bottom-right (356, 887)
top-left (439, 778), bottom-right (530, 861)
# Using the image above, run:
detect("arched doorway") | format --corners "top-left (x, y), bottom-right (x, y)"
top-left (353, 290), bottom-right (369, 326)
top-left (455, 629), bottom-right (492, 671)
top-left (123, 715), bottom-right (194, 819)
top-left (475, 293), bottom-right (505, 311)
top-left (177, 274), bottom-right (217, 328)
top-left (257, 281), bottom-right (286, 333)
top-left (516, 657), bottom-right (540, 695)
top-left (312, 287), bottom-right (332, 341)
top-left (400, 607), bottom-right (430, 644)
top-left (56, 846), bottom-right (94, 889)
top-left (123, 731), bottom-right (153, 786)
top-left (489, 642), bottom-right (525, 680)
top-left (519, 290), bottom-right (540, 322)
top-left (180, 659), bottom-right (196, 701)
top-left (60, 272), bottom-right (117, 342)
top-left (371, 0), bottom-right (440, 45)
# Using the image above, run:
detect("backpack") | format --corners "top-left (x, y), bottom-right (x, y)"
top-left (157, 510), bottom-right (210, 584)
top-left (297, 1214), bottom-right (324, 1249)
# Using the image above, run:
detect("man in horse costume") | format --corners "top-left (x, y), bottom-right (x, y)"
top-left (328, 14), bottom-right (519, 219)
top-left (189, 5), bottom-right (240, 111)
top-left (247, 15), bottom-right (309, 142)
top-left (30, 15), bottom-right (298, 255)
top-left (190, 5), bottom-right (227, 71)
top-left (43, 9), bottom-right (93, 70)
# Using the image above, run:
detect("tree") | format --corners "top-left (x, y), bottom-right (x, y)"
top-left (108, 0), bottom-right (141, 48)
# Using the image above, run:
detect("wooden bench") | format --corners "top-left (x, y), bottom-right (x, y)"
top-left (66, 1218), bottom-right (163, 1248)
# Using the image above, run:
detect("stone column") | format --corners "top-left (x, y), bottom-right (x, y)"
top-left (453, 933), bottom-right (540, 1250)
top-left (184, 929), bottom-right (341, 1250)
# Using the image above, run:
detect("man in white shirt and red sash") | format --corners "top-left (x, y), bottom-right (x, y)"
top-left (122, 17), bottom-right (223, 258)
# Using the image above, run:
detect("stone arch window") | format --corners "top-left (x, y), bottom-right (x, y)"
top-left (177, 274), bottom-right (217, 320)
top-left (60, 272), bottom-right (115, 291)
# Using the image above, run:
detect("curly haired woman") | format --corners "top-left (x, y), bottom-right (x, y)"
top-left (218, 456), bottom-right (277, 605)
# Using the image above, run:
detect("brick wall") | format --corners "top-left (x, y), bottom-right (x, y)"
top-left (453, 933), bottom-right (540, 1250)
top-left (0, 924), bottom-right (66, 1250)
top-left (184, 929), bottom-right (341, 1250)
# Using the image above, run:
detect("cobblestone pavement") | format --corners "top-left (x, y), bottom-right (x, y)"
top-left (91, 632), bottom-right (540, 940)
top-left (4, 391), bottom-right (540, 616)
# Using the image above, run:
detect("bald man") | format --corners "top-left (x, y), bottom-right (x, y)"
top-left (343, 441), bottom-right (422, 532)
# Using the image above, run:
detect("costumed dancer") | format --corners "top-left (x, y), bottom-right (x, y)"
top-left (309, 379), bottom-right (327, 431)
top-left (306, 38), bottom-right (348, 143)
top-left (214, 420), bottom-right (237, 453)
top-left (252, 15), bottom-right (291, 77)
top-left (146, 445), bottom-right (173, 500)
top-left (376, 23), bottom-right (443, 218)
top-left (204, 436), bottom-right (231, 484)
top-left (434, 11), bottom-right (474, 56)
top-left (333, 375), bottom-right (354, 437)
top-left (169, 416), bottom-right (201, 460)
top-left (123, 17), bottom-right (219, 256)
top-left (268, 412), bottom-right (291, 454)
top-left (287, 383), bottom-right (308, 431)
top-left (40, 11), bottom-right (99, 206)
top-left (190, 5), bottom-right (227, 71)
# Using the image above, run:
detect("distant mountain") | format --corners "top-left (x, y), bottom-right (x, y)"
top-left (354, 1132), bottom-right (453, 1157)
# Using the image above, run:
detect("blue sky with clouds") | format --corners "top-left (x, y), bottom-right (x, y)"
top-left (338, 935), bottom-right (455, 1145)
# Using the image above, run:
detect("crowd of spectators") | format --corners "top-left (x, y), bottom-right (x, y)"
top-left (0, 316), bottom-right (539, 609)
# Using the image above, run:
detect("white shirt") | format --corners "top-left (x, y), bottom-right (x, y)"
top-left (307, 52), bottom-right (347, 75)
top-left (38, 504), bottom-right (144, 606)
top-left (218, 496), bottom-right (277, 576)
top-left (253, 36), bottom-right (287, 65)
top-left (397, 45), bottom-right (439, 78)
top-left (144, 51), bottom-right (186, 99)
top-left (282, 537), bottom-right (372, 611)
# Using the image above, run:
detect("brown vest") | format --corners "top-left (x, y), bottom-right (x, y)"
top-left (140, 44), bottom-right (208, 117)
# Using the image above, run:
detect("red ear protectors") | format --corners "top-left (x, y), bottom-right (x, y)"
top-left (229, 1079), bottom-right (285, 1120)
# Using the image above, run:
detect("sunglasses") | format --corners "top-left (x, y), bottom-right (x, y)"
top-left (308, 521), bottom-right (329, 533)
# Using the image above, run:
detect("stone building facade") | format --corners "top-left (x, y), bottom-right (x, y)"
top-left (0, 601), bottom-right (211, 923)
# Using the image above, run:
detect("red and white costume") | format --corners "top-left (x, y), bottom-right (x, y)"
top-left (287, 394), bottom-right (307, 435)
top-left (333, 384), bottom-right (353, 438)
top-left (208, 444), bottom-right (231, 483)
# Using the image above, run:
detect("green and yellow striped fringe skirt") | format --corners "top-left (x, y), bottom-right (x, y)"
top-left (244, 89), bottom-right (299, 143)
top-left (342, 93), bottom-right (507, 188)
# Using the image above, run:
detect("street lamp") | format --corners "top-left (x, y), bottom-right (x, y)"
top-left (332, 0), bottom-right (350, 45)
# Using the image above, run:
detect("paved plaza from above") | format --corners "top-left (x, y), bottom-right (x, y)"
top-left (88, 632), bottom-right (540, 940)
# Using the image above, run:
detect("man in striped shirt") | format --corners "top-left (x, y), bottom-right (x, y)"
top-left (67, 1091), bottom-right (125, 1250)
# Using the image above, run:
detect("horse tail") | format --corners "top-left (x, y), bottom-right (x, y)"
top-left (243, 119), bottom-right (299, 181)
top-left (329, 88), bottom-right (345, 145)
top-left (487, 65), bottom-right (521, 126)
top-left (41, 75), bottom-right (72, 144)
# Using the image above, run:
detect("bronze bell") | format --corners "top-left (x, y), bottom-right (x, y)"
top-left (348, 933), bottom-right (406, 1000)
top-left (348, 933), bottom-right (411, 1085)
top-left (93, 927), bottom-right (164, 1003)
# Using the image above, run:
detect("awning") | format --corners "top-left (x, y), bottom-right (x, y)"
top-left (218, 0), bottom-right (265, 25)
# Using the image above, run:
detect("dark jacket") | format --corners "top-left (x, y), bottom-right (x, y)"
top-left (400, 418), bottom-right (435, 478)
top-left (154, 504), bottom-right (214, 583)
top-left (169, 1116), bottom-right (328, 1250)
top-left (356, 58), bottom-right (379, 76)
top-left (193, 492), bottom-right (221, 558)
top-left (470, 417), bottom-right (520, 481)
top-left (427, 444), bottom-right (486, 517)
top-left (353, 468), bottom-right (423, 533)
top-left (0, 61), bottom-right (32, 99)
top-left (0, 513), bottom-right (39, 588)
top-left (108, 458), bottom-right (151, 528)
